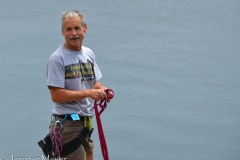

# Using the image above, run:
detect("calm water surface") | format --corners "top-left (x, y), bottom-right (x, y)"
top-left (0, 0), bottom-right (240, 159)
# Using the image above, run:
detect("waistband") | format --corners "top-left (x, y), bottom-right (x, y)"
top-left (53, 114), bottom-right (84, 121)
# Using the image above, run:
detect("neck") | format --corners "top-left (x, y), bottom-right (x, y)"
top-left (64, 43), bottom-right (81, 51)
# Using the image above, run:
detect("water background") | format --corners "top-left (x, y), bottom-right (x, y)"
top-left (0, 0), bottom-right (240, 159)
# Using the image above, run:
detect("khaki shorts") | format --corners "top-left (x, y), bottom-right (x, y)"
top-left (49, 117), bottom-right (94, 160)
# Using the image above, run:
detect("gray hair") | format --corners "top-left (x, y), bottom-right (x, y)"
top-left (61, 10), bottom-right (86, 29)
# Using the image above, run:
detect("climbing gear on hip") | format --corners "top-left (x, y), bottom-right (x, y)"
top-left (84, 116), bottom-right (93, 130)
top-left (51, 120), bottom-right (63, 158)
top-left (38, 126), bottom-right (93, 159)
top-left (94, 88), bottom-right (114, 160)
top-left (38, 115), bottom-right (94, 159)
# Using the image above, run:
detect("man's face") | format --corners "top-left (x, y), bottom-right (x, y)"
top-left (62, 16), bottom-right (87, 51)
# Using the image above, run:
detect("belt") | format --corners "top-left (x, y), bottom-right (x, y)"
top-left (54, 114), bottom-right (84, 121)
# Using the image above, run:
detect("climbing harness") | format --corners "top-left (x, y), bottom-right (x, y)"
top-left (94, 88), bottom-right (114, 160)
top-left (38, 115), bottom-right (92, 159)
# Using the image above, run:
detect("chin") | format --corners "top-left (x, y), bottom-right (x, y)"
top-left (72, 45), bottom-right (81, 50)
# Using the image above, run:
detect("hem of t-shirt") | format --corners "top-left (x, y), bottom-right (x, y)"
top-left (47, 84), bottom-right (65, 89)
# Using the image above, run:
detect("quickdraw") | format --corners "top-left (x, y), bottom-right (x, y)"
top-left (94, 89), bottom-right (114, 160)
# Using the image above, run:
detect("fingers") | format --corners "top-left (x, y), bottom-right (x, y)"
top-left (88, 89), bottom-right (113, 101)
top-left (91, 89), bottom-right (107, 101)
top-left (100, 89), bottom-right (108, 100)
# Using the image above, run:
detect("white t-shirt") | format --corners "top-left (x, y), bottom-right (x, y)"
top-left (47, 45), bottom-right (102, 116)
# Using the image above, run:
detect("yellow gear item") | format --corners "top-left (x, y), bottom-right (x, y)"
top-left (84, 117), bottom-right (92, 130)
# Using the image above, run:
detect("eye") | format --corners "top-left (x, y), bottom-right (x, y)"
top-left (75, 26), bottom-right (80, 30)
top-left (66, 28), bottom-right (71, 31)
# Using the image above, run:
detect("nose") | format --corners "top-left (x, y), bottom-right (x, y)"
top-left (72, 29), bottom-right (77, 35)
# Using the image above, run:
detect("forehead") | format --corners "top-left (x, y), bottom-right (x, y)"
top-left (63, 16), bottom-right (82, 28)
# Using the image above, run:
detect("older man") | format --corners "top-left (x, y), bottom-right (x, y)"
top-left (46, 10), bottom-right (112, 160)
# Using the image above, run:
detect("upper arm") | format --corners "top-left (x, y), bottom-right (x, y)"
top-left (47, 59), bottom-right (65, 89)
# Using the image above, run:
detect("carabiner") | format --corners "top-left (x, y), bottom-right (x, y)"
top-left (54, 120), bottom-right (63, 129)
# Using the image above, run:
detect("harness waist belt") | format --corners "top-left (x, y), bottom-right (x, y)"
top-left (54, 114), bottom-right (84, 121)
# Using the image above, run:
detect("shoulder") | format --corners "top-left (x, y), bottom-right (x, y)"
top-left (82, 46), bottom-right (95, 59)
top-left (49, 45), bottom-right (65, 62)
top-left (82, 46), bottom-right (94, 54)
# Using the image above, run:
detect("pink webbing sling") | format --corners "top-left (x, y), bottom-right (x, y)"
top-left (94, 89), bottom-right (114, 160)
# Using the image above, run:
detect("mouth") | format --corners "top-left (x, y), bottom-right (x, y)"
top-left (70, 36), bottom-right (79, 40)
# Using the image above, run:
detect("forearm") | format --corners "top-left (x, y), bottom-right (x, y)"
top-left (49, 85), bottom-right (108, 103)
top-left (49, 87), bottom-right (90, 103)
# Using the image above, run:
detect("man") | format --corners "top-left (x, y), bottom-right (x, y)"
top-left (46, 10), bottom-right (112, 160)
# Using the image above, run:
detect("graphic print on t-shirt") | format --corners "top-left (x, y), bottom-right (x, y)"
top-left (65, 63), bottom-right (81, 79)
top-left (65, 61), bottom-right (95, 80)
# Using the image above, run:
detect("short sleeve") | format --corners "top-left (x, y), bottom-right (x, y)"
top-left (46, 59), bottom-right (65, 88)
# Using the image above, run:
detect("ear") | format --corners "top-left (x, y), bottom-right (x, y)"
top-left (83, 24), bottom-right (88, 33)
top-left (61, 29), bottom-right (64, 36)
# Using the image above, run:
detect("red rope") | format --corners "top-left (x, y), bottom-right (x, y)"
top-left (94, 89), bottom-right (114, 160)
top-left (51, 123), bottom-right (63, 158)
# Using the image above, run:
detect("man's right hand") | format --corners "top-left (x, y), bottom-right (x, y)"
top-left (87, 89), bottom-right (108, 101)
